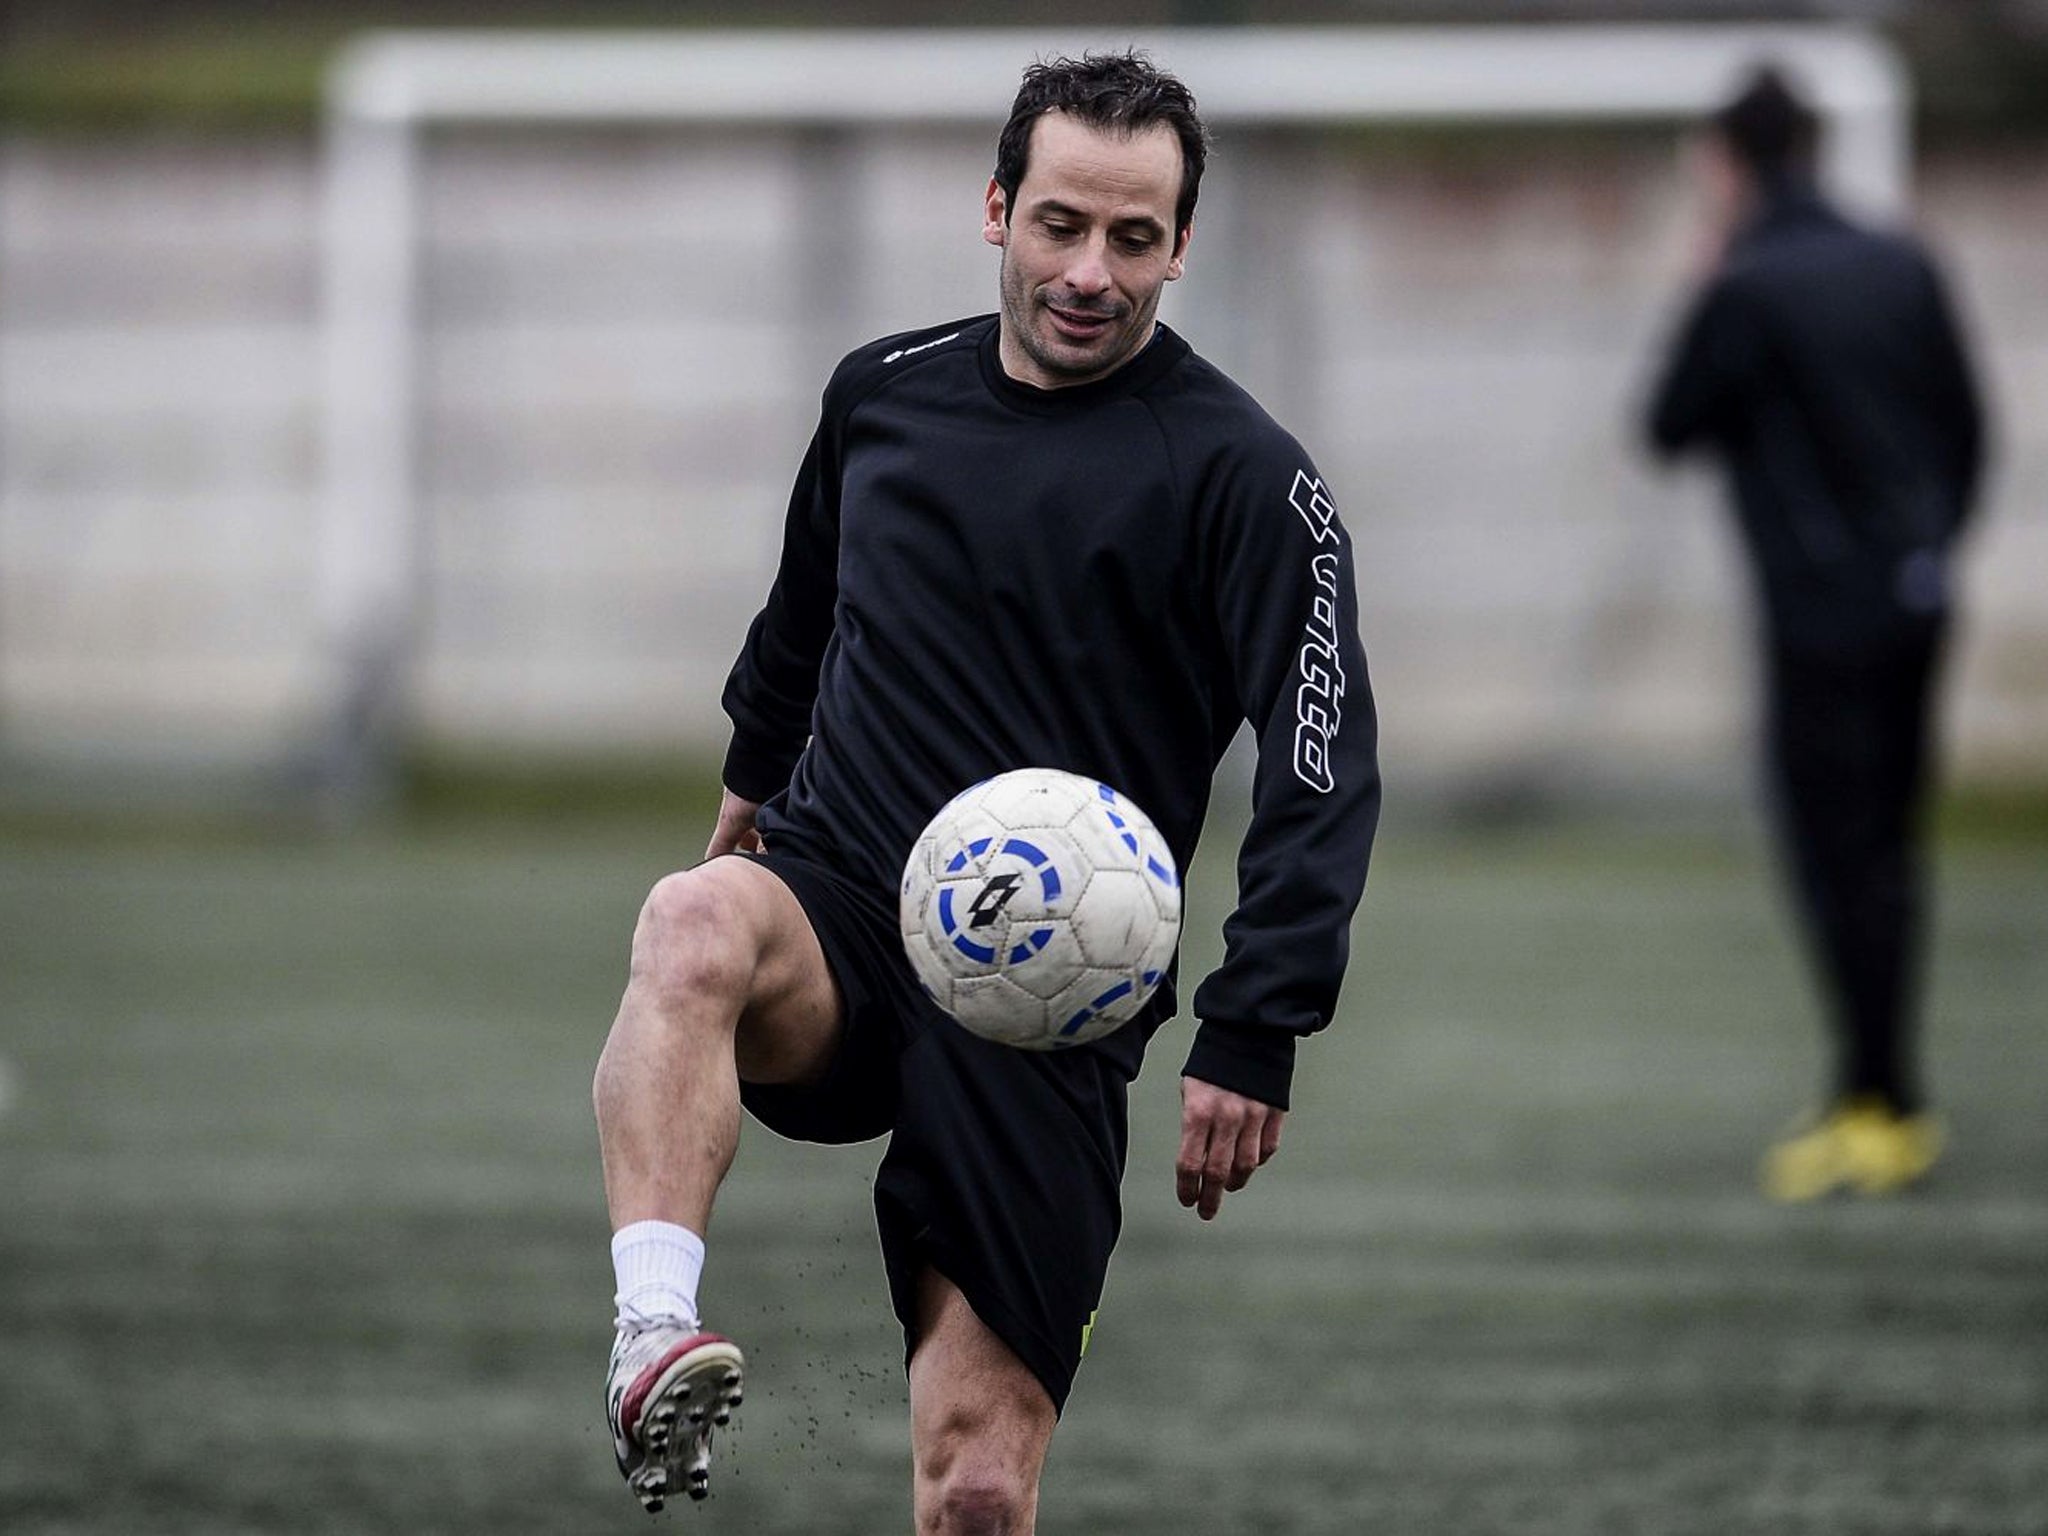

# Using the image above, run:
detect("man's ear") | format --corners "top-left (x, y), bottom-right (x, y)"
top-left (1166, 216), bottom-right (1193, 281)
top-left (983, 178), bottom-right (1009, 249)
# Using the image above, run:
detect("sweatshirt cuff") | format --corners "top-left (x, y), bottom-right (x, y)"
top-left (720, 735), bottom-right (797, 807)
top-left (1181, 1021), bottom-right (1297, 1112)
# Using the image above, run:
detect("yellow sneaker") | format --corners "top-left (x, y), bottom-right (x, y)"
top-left (1838, 1101), bottom-right (1945, 1194)
top-left (1761, 1097), bottom-right (1944, 1202)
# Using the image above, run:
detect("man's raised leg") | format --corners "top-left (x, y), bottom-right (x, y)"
top-left (909, 1269), bottom-right (1057, 1536)
top-left (593, 855), bottom-right (842, 1510)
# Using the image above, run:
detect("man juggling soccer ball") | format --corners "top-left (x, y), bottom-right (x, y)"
top-left (593, 51), bottom-right (1379, 1528)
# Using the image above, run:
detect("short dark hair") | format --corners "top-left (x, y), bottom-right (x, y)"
top-left (1713, 65), bottom-right (1819, 181)
top-left (993, 51), bottom-right (1210, 239)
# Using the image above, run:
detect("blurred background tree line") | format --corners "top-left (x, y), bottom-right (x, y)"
top-left (3, 1), bottom-right (2047, 143)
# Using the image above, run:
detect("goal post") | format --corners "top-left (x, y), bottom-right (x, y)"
top-left (317, 24), bottom-right (1909, 809)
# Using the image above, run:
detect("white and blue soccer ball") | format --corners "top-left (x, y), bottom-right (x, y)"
top-left (900, 768), bottom-right (1183, 1050)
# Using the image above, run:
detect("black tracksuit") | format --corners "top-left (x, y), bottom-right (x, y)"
top-left (1646, 183), bottom-right (1986, 1110)
top-left (722, 315), bottom-right (1380, 1112)
top-left (719, 317), bottom-right (1379, 1404)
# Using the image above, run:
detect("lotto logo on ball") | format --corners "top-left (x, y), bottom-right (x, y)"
top-left (900, 768), bottom-right (1182, 1050)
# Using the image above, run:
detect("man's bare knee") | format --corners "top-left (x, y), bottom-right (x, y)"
top-left (911, 1275), bottom-right (1051, 1536)
top-left (918, 1408), bottom-right (1038, 1536)
top-left (925, 1462), bottom-right (1032, 1536)
top-left (618, 859), bottom-right (840, 1087)
top-left (628, 867), bottom-right (762, 1015)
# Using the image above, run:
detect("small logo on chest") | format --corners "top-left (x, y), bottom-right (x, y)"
top-left (884, 331), bottom-right (963, 364)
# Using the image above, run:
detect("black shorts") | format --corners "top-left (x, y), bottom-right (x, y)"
top-left (734, 848), bottom-right (1133, 1413)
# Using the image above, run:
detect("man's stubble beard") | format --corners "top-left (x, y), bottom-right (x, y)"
top-left (997, 242), bottom-right (1156, 387)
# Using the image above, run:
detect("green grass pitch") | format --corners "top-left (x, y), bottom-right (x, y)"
top-left (2, 808), bottom-right (2044, 1533)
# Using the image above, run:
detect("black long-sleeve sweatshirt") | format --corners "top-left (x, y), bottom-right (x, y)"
top-left (1646, 185), bottom-right (1986, 656)
top-left (719, 316), bottom-right (1379, 1110)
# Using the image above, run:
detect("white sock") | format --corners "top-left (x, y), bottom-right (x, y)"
top-left (611, 1220), bottom-right (705, 1333)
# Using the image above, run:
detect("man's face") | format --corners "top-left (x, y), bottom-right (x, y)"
top-left (984, 112), bottom-right (1191, 390)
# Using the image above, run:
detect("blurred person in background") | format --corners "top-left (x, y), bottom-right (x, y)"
top-left (1643, 65), bottom-right (1986, 1202)
top-left (591, 49), bottom-right (1378, 1528)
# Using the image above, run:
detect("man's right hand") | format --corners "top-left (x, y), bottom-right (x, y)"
top-left (705, 789), bottom-right (765, 859)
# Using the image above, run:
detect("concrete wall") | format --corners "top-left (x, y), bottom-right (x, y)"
top-left (1, 127), bottom-right (2041, 795)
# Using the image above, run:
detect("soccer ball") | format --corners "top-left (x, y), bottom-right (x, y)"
top-left (899, 768), bottom-right (1182, 1050)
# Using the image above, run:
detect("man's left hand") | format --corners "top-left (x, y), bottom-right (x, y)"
top-left (1176, 1076), bottom-right (1285, 1222)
